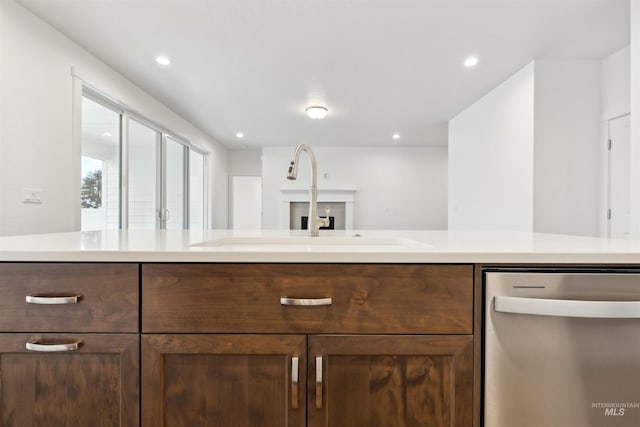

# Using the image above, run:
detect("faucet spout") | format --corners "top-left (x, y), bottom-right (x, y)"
top-left (286, 144), bottom-right (329, 236)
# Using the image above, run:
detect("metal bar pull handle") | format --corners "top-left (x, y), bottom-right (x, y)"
top-left (158, 209), bottom-right (171, 221)
top-left (26, 294), bottom-right (81, 305)
top-left (280, 297), bottom-right (332, 306)
top-left (495, 296), bottom-right (640, 319)
top-left (315, 356), bottom-right (323, 409)
top-left (26, 339), bottom-right (82, 352)
top-left (291, 356), bottom-right (299, 409)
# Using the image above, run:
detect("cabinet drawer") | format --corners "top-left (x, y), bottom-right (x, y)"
top-left (0, 263), bottom-right (139, 332)
top-left (142, 264), bottom-right (472, 334)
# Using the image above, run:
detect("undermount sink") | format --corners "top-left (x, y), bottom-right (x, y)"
top-left (190, 235), bottom-right (431, 251)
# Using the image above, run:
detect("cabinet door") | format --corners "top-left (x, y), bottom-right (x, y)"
top-left (142, 334), bottom-right (306, 427)
top-left (0, 333), bottom-right (139, 427)
top-left (308, 335), bottom-right (473, 427)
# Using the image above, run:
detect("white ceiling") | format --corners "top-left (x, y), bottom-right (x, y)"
top-left (17, 0), bottom-right (630, 150)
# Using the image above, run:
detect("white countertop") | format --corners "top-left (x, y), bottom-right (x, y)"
top-left (2, 229), bottom-right (640, 264)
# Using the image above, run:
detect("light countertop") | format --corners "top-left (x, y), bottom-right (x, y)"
top-left (2, 229), bottom-right (640, 264)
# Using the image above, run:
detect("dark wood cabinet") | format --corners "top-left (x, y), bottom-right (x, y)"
top-left (0, 263), bottom-right (139, 332)
top-left (141, 263), bottom-right (475, 427)
top-left (141, 333), bottom-right (473, 427)
top-left (142, 334), bottom-right (306, 427)
top-left (0, 263), bottom-right (140, 427)
top-left (308, 335), bottom-right (473, 427)
top-left (0, 261), bottom-right (475, 426)
top-left (0, 333), bottom-right (139, 427)
top-left (142, 263), bottom-right (472, 334)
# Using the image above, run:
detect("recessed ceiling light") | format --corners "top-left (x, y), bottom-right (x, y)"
top-left (235, 132), bottom-right (244, 139)
top-left (305, 106), bottom-right (328, 120)
top-left (155, 55), bottom-right (171, 66)
top-left (392, 133), bottom-right (400, 140)
top-left (102, 132), bottom-right (112, 137)
top-left (464, 56), bottom-right (478, 67)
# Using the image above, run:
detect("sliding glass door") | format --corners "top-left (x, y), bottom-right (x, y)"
top-left (127, 121), bottom-right (191, 230)
top-left (165, 137), bottom-right (186, 229)
top-left (128, 119), bottom-right (160, 229)
top-left (80, 91), bottom-right (206, 231)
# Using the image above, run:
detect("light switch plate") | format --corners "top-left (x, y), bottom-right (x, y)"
top-left (23, 188), bottom-right (43, 204)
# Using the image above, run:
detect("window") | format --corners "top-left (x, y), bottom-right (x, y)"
top-left (80, 96), bottom-right (121, 231)
top-left (128, 119), bottom-right (160, 229)
top-left (165, 137), bottom-right (186, 229)
top-left (80, 90), bottom-right (206, 231)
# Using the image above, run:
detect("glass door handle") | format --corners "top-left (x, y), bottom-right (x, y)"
top-left (157, 209), bottom-right (171, 221)
top-left (494, 296), bottom-right (640, 318)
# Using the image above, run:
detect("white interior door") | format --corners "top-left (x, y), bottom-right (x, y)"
top-left (607, 114), bottom-right (631, 239)
top-left (231, 176), bottom-right (262, 229)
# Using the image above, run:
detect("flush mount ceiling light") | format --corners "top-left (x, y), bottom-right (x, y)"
top-left (235, 132), bottom-right (244, 139)
top-left (464, 56), bottom-right (479, 67)
top-left (392, 133), bottom-right (400, 140)
top-left (305, 106), bottom-right (328, 120)
top-left (155, 55), bottom-right (171, 66)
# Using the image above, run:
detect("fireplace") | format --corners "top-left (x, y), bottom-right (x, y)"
top-left (290, 201), bottom-right (344, 230)
top-left (301, 215), bottom-right (335, 230)
top-left (280, 189), bottom-right (355, 230)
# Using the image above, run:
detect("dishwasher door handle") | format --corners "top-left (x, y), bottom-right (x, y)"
top-left (494, 296), bottom-right (640, 318)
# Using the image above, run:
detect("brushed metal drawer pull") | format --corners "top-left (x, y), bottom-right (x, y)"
top-left (280, 297), bottom-right (332, 306)
top-left (291, 356), bottom-right (299, 409)
top-left (26, 339), bottom-right (82, 352)
top-left (26, 294), bottom-right (81, 305)
top-left (316, 355), bottom-right (323, 409)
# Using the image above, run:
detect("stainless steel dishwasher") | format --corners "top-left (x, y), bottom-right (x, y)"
top-left (484, 269), bottom-right (640, 427)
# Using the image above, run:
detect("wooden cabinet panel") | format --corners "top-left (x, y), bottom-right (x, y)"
top-left (0, 333), bottom-right (139, 427)
top-left (142, 334), bottom-right (306, 427)
top-left (142, 263), bottom-right (472, 334)
top-left (0, 263), bottom-right (139, 332)
top-left (308, 335), bottom-right (473, 427)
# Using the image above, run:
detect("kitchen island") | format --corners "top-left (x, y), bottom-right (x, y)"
top-left (2, 228), bottom-right (640, 263)
top-left (1, 229), bottom-right (639, 427)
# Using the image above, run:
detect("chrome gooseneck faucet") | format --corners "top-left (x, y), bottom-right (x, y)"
top-left (287, 144), bottom-right (329, 237)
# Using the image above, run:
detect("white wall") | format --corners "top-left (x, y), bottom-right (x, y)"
top-left (0, 0), bottom-right (228, 236)
top-left (449, 60), bottom-right (605, 236)
top-left (228, 149), bottom-right (262, 176)
top-left (262, 146), bottom-right (448, 230)
top-left (630, 0), bottom-right (640, 238)
top-left (448, 63), bottom-right (535, 231)
top-left (533, 60), bottom-right (601, 236)
top-left (601, 46), bottom-right (631, 120)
